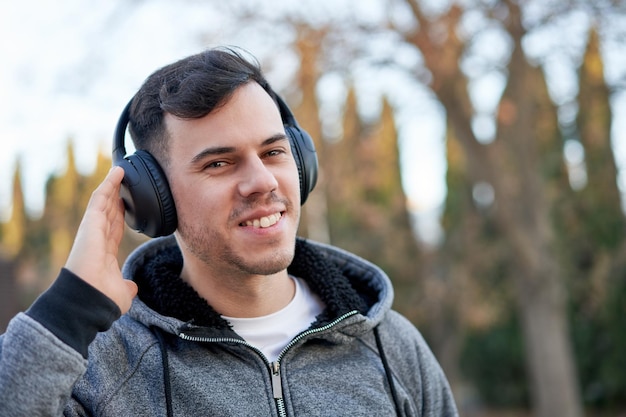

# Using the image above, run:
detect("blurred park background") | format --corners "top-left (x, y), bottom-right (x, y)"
top-left (1, 1), bottom-right (626, 416)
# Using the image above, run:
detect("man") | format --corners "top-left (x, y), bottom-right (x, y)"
top-left (0, 47), bottom-right (458, 416)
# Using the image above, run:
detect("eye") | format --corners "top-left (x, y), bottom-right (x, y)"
top-left (265, 148), bottom-right (287, 158)
top-left (204, 160), bottom-right (229, 169)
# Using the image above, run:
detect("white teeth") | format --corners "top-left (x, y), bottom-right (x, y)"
top-left (245, 212), bottom-right (282, 228)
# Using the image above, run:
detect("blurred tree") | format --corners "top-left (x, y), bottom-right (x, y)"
top-left (564, 26), bottom-right (626, 407)
top-left (425, 123), bottom-right (521, 405)
top-left (1, 162), bottom-right (27, 258)
top-left (291, 24), bottom-right (331, 243)
top-left (325, 86), bottom-right (421, 307)
top-left (0, 257), bottom-right (18, 333)
top-left (576, 28), bottom-right (625, 251)
top-left (0, 163), bottom-right (26, 331)
top-left (286, 21), bottom-right (420, 301)
top-left (44, 142), bottom-right (81, 281)
top-left (392, 1), bottom-right (590, 415)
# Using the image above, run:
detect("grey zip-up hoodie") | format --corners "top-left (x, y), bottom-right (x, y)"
top-left (0, 236), bottom-right (458, 416)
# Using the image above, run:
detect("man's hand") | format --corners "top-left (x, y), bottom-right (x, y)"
top-left (65, 166), bottom-right (138, 313)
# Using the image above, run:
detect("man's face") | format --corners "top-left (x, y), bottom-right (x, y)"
top-left (164, 82), bottom-right (301, 278)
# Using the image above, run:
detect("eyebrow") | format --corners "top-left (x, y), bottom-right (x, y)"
top-left (190, 133), bottom-right (289, 165)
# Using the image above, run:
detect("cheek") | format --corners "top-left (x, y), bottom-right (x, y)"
top-left (288, 164), bottom-right (303, 204)
top-left (170, 180), bottom-right (210, 221)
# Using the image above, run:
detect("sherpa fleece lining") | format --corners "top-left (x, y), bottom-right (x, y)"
top-left (133, 238), bottom-right (371, 328)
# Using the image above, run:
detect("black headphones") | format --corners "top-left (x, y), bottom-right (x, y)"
top-left (112, 88), bottom-right (318, 238)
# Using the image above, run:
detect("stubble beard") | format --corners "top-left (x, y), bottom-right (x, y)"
top-left (177, 203), bottom-right (298, 277)
top-left (179, 226), bottom-right (296, 276)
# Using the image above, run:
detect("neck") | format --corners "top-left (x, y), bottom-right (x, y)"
top-left (179, 256), bottom-right (295, 318)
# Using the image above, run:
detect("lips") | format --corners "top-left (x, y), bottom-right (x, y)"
top-left (241, 212), bottom-right (282, 228)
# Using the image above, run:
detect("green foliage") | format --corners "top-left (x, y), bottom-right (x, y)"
top-left (460, 317), bottom-right (529, 407)
top-left (572, 271), bottom-right (626, 407)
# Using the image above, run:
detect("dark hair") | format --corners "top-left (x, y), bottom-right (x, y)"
top-left (128, 47), bottom-right (271, 166)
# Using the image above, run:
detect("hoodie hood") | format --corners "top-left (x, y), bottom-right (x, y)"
top-left (122, 235), bottom-right (394, 336)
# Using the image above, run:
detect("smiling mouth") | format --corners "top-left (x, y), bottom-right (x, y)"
top-left (241, 212), bottom-right (283, 228)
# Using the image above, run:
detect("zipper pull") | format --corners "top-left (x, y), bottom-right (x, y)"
top-left (271, 361), bottom-right (283, 399)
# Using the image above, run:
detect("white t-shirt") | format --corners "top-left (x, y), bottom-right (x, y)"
top-left (223, 277), bottom-right (324, 362)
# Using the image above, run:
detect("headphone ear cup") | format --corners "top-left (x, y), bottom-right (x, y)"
top-left (115, 150), bottom-right (177, 237)
top-left (284, 125), bottom-right (318, 205)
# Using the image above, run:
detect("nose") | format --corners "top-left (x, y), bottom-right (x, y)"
top-left (237, 156), bottom-right (279, 198)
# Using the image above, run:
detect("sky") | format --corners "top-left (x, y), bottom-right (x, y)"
top-left (0, 0), bottom-right (448, 241)
top-left (0, 0), bottom-right (225, 216)
top-left (1, 1), bottom-right (624, 245)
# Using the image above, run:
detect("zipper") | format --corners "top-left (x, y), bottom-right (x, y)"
top-left (179, 310), bottom-right (360, 416)
top-left (272, 310), bottom-right (359, 363)
top-left (271, 362), bottom-right (287, 417)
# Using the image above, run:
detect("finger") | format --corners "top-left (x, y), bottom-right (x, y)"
top-left (106, 197), bottom-right (127, 252)
top-left (86, 166), bottom-right (125, 212)
top-left (119, 281), bottom-right (139, 314)
top-left (103, 165), bottom-right (125, 190)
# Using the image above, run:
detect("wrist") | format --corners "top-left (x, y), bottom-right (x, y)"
top-left (26, 268), bottom-right (122, 358)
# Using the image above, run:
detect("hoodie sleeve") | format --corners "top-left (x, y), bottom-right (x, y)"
top-left (26, 268), bottom-right (121, 358)
top-left (0, 268), bottom-right (121, 416)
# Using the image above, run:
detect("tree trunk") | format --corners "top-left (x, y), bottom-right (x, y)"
top-left (515, 267), bottom-right (582, 417)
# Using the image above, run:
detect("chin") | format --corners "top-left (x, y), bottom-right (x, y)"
top-left (241, 245), bottom-right (295, 276)
top-left (251, 242), bottom-right (295, 275)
